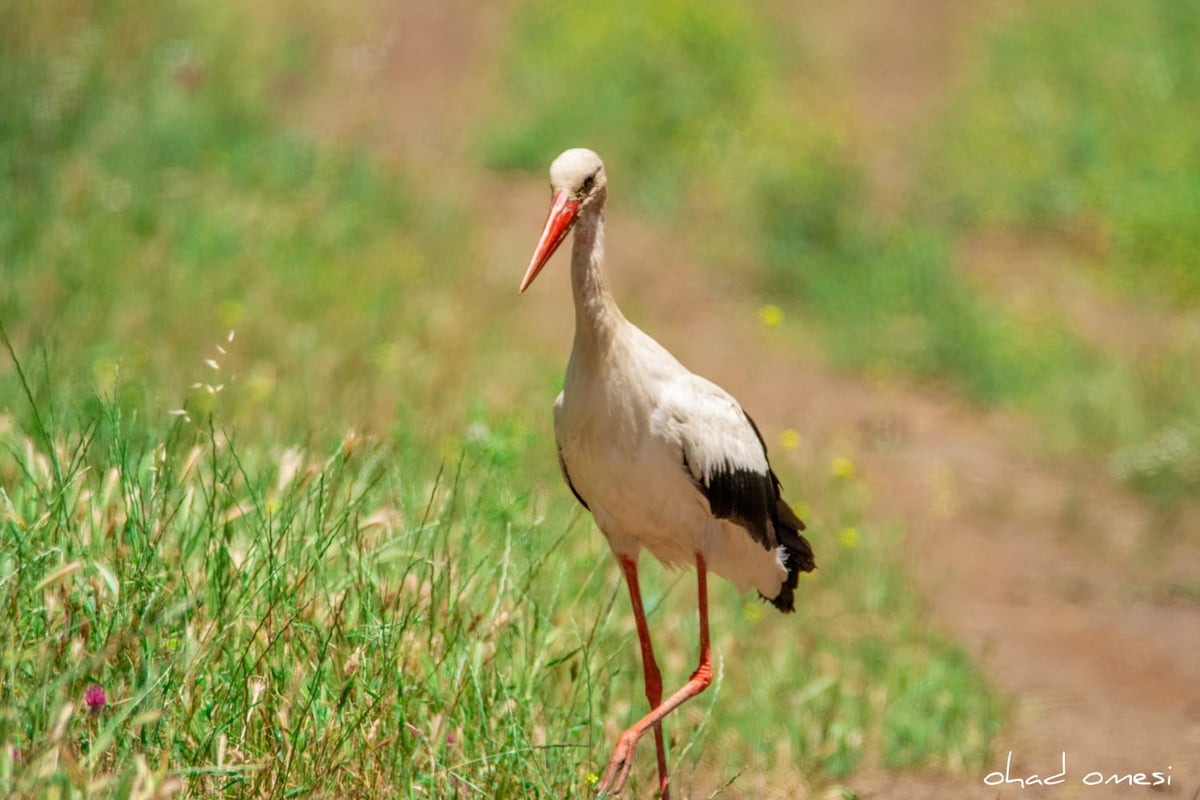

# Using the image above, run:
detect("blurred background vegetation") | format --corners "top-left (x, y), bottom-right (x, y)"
top-left (1, 0), bottom-right (1196, 796)
top-left (486, 0), bottom-right (1200, 503)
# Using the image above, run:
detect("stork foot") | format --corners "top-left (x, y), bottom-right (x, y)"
top-left (596, 727), bottom-right (644, 797)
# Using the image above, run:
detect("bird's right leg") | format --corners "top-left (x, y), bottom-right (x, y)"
top-left (600, 555), bottom-right (670, 798)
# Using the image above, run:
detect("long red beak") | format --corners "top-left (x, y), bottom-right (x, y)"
top-left (519, 190), bottom-right (580, 294)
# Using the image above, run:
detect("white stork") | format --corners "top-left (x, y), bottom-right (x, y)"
top-left (519, 148), bottom-right (815, 798)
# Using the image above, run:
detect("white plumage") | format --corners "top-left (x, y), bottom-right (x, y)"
top-left (556, 331), bottom-right (784, 594)
top-left (519, 148), bottom-right (814, 798)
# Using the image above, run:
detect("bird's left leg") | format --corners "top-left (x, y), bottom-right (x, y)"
top-left (599, 554), bottom-right (714, 797)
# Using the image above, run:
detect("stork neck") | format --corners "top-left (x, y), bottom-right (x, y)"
top-left (570, 201), bottom-right (624, 349)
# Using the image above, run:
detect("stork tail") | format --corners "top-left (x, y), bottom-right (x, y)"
top-left (763, 499), bottom-right (814, 613)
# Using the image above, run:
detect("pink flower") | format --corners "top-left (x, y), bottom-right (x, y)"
top-left (84, 684), bottom-right (106, 713)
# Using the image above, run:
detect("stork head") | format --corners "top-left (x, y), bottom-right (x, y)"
top-left (519, 148), bottom-right (607, 293)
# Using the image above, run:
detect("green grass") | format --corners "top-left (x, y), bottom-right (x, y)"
top-left (0, 388), bottom-right (605, 797)
top-left (0, 387), bottom-right (1001, 797)
top-left (0, 0), bottom-right (1005, 796)
top-left (920, 0), bottom-right (1200, 305)
top-left (0, 0), bottom-right (467, 439)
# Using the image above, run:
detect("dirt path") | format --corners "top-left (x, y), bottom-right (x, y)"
top-left (752, 4), bottom-right (1200, 797)
top-left (300, 2), bottom-right (1199, 797)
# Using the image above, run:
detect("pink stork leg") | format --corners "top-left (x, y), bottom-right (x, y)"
top-left (598, 554), bottom-right (714, 798)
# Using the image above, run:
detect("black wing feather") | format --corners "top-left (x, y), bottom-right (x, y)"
top-left (558, 449), bottom-right (589, 510)
top-left (685, 410), bottom-right (815, 612)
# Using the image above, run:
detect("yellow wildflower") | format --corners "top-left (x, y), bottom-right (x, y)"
top-left (831, 457), bottom-right (855, 479)
top-left (758, 304), bottom-right (784, 327)
top-left (839, 526), bottom-right (859, 549)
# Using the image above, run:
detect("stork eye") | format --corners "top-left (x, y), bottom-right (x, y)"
top-left (582, 174), bottom-right (596, 193)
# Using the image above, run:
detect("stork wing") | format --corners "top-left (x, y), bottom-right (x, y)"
top-left (655, 376), bottom-right (789, 551)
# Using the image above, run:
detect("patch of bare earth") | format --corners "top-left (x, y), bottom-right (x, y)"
top-left (295, 1), bottom-right (1199, 797)
top-left (961, 229), bottom-right (1200, 362)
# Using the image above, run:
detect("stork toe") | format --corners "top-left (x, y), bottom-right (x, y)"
top-left (597, 729), bottom-right (641, 797)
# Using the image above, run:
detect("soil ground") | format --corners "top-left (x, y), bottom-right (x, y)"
top-left (300, 2), bottom-right (1200, 797)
